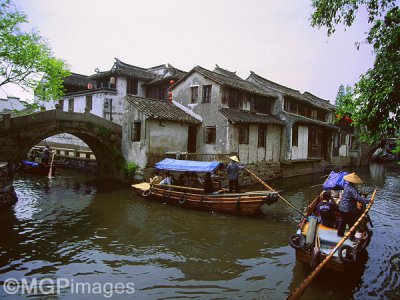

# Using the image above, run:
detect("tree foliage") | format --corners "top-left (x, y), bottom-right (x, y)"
top-left (311, 0), bottom-right (400, 150)
top-left (0, 0), bottom-right (70, 100)
top-left (335, 84), bottom-right (353, 109)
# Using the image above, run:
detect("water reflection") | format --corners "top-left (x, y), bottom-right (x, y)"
top-left (0, 164), bottom-right (399, 299)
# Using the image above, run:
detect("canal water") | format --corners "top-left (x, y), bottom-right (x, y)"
top-left (0, 163), bottom-right (399, 299)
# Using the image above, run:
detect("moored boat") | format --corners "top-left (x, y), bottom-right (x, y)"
top-left (132, 158), bottom-right (279, 216)
top-left (18, 160), bottom-right (55, 176)
top-left (288, 172), bottom-right (376, 272)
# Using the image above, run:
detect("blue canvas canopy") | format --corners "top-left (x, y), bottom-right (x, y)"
top-left (323, 171), bottom-right (349, 190)
top-left (155, 158), bottom-right (222, 173)
top-left (21, 160), bottom-right (40, 167)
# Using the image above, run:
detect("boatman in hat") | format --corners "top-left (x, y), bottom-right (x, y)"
top-left (337, 172), bottom-right (370, 239)
top-left (227, 156), bottom-right (243, 193)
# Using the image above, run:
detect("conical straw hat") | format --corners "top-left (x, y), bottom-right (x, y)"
top-left (343, 172), bottom-right (363, 184)
top-left (229, 156), bottom-right (240, 163)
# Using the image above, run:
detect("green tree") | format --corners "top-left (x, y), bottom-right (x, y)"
top-left (0, 0), bottom-right (70, 100)
top-left (335, 84), bottom-right (353, 109)
top-left (310, 0), bottom-right (400, 150)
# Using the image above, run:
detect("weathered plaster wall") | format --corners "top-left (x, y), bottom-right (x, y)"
top-left (237, 125), bottom-right (280, 164)
top-left (339, 136), bottom-right (349, 157)
top-left (122, 102), bottom-right (189, 168)
top-left (291, 125), bottom-right (308, 160)
top-left (121, 104), bottom-right (147, 167)
top-left (266, 125), bottom-right (281, 162)
top-left (172, 73), bottom-right (229, 154)
top-left (147, 119), bottom-right (188, 154)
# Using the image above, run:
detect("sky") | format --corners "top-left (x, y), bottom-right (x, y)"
top-left (2, 0), bottom-right (375, 103)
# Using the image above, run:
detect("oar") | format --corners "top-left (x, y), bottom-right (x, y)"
top-left (286, 188), bottom-right (377, 300)
top-left (48, 152), bottom-right (55, 179)
top-left (244, 168), bottom-right (303, 215)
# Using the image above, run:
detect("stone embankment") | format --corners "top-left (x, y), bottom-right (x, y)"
top-left (0, 163), bottom-right (17, 208)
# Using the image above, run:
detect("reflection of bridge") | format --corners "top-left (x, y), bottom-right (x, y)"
top-left (0, 107), bottom-right (122, 179)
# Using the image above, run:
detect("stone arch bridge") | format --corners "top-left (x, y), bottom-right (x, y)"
top-left (0, 108), bottom-right (123, 179)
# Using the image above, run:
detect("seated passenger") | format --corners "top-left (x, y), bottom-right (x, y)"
top-left (203, 172), bottom-right (214, 193)
top-left (150, 170), bottom-right (162, 185)
top-left (160, 171), bottom-right (173, 186)
top-left (175, 174), bottom-right (186, 186)
top-left (316, 191), bottom-right (337, 228)
top-left (189, 172), bottom-right (202, 189)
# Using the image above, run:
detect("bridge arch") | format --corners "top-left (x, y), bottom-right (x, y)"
top-left (0, 109), bottom-right (123, 179)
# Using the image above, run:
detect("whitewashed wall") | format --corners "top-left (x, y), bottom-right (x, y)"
top-left (291, 125), bottom-right (308, 160)
top-left (0, 97), bottom-right (26, 112)
top-left (172, 72), bottom-right (230, 154)
top-left (122, 103), bottom-right (190, 168)
top-left (339, 135), bottom-right (349, 156)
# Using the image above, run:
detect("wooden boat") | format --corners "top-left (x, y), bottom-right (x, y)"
top-left (18, 160), bottom-right (55, 176)
top-left (288, 174), bottom-right (375, 272)
top-left (132, 158), bottom-right (279, 216)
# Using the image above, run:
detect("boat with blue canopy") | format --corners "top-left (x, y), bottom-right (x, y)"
top-left (288, 171), bottom-right (376, 272)
top-left (155, 158), bottom-right (222, 173)
top-left (18, 160), bottom-right (55, 176)
top-left (132, 158), bottom-right (279, 216)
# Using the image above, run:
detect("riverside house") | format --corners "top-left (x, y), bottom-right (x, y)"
top-left (247, 72), bottom-right (339, 175)
top-left (170, 65), bottom-right (285, 165)
top-left (35, 58), bottom-right (187, 149)
top-left (122, 96), bottom-right (201, 168)
top-left (34, 57), bottom-right (363, 177)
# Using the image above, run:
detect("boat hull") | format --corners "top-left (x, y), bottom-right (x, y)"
top-left (134, 183), bottom-right (278, 216)
top-left (18, 165), bottom-right (55, 176)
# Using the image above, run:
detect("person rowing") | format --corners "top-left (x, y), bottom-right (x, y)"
top-left (337, 172), bottom-right (370, 240)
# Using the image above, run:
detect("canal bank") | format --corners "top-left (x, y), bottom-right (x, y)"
top-left (0, 162), bottom-right (17, 208)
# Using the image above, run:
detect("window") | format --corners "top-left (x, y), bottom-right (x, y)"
top-left (340, 133), bottom-right (346, 145)
top-left (202, 85), bottom-right (212, 103)
top-left (190, 86), bottom-right (198, 103)
top-left (254, 96), bottom-right (272, 114)
top-left (350, 136), bottom-right (358, 150)
top-left (292, 124), bottom-right (298, 146)
top-left (127, 78), bottom-right (138, 95)
top-left (258, 126), bottom-right (266, 148)
top-left (221, 87), bottom-right (228, 106)
top-left (131, 121), bottom-right (141, 141)
top-left (86, 95), bottom-right (92, 111)
top-left (68, 98), bottom-right (74, 112)
top-left (239, 125), bottom-right (249, 144)
top-left (310, 130), bottom-right (322, 146)
top-left (204, 126), bottom-right (216, 144)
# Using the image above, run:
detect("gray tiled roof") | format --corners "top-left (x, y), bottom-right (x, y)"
top-left (213, 64), bottom-right (242, 80)
top-left (303, 92), bottom-right (336, 110)
top-left (126, 95), bottom-right (201, 125)
top-left (219, 107), bottom-right (285, 125)
top-left (90, 58), bottom-right (156, 81)
top-left (248, 72), bottom-right (335, 111)
top-left (174, 66), bottom-right (277, 98)
top-left (144, 64), bottom-right (187, 86)
top-left (64, 73), bottom-right (92, 87)
top-left (283, 112), bottom-right (339, 130)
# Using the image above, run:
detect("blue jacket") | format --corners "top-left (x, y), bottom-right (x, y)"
top-left (339, 184), bottom-right (369, 213)
top-left (227, 162), bottom-right (243, 180)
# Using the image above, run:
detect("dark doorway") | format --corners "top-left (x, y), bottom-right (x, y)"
top-left (188, 126), bottom-right (197, 153)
